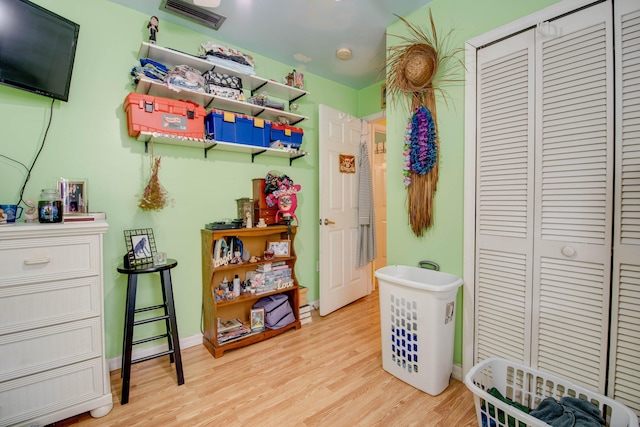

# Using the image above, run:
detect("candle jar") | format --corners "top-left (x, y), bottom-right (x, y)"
top-left (38, 188), bottom-right (63, 223)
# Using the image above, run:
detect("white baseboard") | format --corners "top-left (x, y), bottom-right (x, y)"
top-left (108, 333), bottom-right (203, 372)
top-left (452, 363), bottom-right (462, 382)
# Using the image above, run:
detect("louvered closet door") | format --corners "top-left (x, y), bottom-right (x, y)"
top-left (474, 2), bottom-right (614, 391)
top-left (531, 1), bottom-right (614, 393)
top-left (609, 0), bottom-right (640, 413)
top-left (474, 31), bottom-right (535, 364)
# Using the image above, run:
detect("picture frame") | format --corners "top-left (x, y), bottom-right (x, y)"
top-left (123, 228), bottom-right (157, 267)
top-left (250, 308), bottom-right (265, 332)
top-left (267, 240), bottom-right (290, 257)
top-left (57, 178), bottom-right (88, 215)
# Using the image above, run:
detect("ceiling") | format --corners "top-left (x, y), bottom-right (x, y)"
top-left (108, 0), bottom-right (431, 89)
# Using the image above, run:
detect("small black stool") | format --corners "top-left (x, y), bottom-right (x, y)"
top-left (117, 259), bottom-right (184, 404)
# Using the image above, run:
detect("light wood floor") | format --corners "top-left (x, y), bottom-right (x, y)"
top-left (57, 291), bottom-right (478, 427)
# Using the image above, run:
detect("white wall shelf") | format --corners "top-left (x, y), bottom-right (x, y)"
top-left (136, 42), bottom-right (309, 125)
top-left (137, 132), bottom-right (307, 165)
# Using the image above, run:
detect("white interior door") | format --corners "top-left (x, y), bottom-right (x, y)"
top-left (318, 104), bottom-right (369, 316)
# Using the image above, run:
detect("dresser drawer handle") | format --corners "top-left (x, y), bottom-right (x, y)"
top-left (24, 257), bottom-right (52, 265)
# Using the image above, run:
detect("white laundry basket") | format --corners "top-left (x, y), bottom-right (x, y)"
top-left (374, 264), bottom-right (463, 396)
top-left (465, 357), bottom-right (639, 427)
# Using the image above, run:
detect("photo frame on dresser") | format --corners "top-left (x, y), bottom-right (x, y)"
top-left (123, 228), bottom-right (156, 266)
top-left (57, 178), bottom-right (88, 215)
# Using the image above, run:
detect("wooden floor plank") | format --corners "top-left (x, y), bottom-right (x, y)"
top-left (51, 291), bottom-right (478, 427)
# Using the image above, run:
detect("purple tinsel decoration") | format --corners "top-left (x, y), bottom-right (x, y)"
top-left (409, 106), bottom-right (437, 175)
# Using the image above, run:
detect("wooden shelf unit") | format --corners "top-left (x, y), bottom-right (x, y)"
top-left (201, 225), bottom-right (301, 358)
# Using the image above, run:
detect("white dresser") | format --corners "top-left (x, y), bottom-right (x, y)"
top-left (0, 220), bottom-right (112, 426)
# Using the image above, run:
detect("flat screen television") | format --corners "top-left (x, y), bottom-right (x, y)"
top-left (0, 0), bottom-right (80, 102)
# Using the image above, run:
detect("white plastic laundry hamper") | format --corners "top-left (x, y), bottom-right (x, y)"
top-left (374, 264), bottom-right (463, 396)
top-left (465, 357), bottom-right (639, 427)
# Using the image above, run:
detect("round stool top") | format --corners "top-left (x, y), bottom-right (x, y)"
top-left (117, 258), bottom-right (178, 274)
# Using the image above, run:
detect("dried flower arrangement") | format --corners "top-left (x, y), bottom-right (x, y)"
top-left (138, 154), bottom-right (172, 211)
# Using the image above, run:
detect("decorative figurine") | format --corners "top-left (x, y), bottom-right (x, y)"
top-left (147, 16), bottom-right (159, 44)
top-left (24, 200), bottom-right (38, 222)
top-left (274, 183), bottom-right (301, 225)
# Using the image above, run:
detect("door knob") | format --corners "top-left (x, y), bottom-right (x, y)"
top-left (324, 218), bottom-right (335, 225)
top-left (561, 246), bottom-right (576, 257)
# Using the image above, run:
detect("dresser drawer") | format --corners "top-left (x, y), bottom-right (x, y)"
top-left (0, 318), bottom-right (102, 382)
top-left (0, 235), bottom-right (101, 287)
top-left (0, 358), bottom-right (105, 427)
top-left (0, 276), bottom-right (101, 335)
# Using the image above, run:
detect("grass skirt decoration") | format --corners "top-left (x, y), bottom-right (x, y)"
top-left (386, 11), bottom-right (462, 236)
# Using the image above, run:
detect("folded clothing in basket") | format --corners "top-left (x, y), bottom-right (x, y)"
top-left (530, 396), bottom-right (605, 427)
top-left (485, 387), bottom-right (530, 427)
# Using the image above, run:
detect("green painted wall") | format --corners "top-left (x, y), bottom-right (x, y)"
top-left (0, 0), bottom-right (563, 365)
top-left (384, 0), bottom-right (563, 365)
top-left (358, 80), bottom-right (386, 118)
top-left (0, 0), bottom-right (357, 359)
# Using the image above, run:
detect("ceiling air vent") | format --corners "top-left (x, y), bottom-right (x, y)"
top-left (162, 0), bottom-right (226, 31)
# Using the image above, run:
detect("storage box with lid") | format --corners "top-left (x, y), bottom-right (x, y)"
top-left (204, 109), bottom-right (237, 143)
top-left (235, 116), bottom-right (272, 147)
top-left (271, 124), bottom-right (304, 148)
top-left (123, 93), bottom-right (206, 139)
top-left (205, 111), bottom-right (272, 147)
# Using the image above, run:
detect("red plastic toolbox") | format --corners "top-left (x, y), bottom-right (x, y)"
top-left (271, 124), bottom-right (303, 148)
top-left (124, 93), bottom-right (206, 138)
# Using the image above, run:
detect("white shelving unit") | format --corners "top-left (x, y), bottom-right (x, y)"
top-left (133, 42), bottom-right (309, 163)
top-left (136, 43), bottom-right (308, 122)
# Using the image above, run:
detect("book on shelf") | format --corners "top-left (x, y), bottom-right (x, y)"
top-left (218, 318), bottom-right (243, 333)
top-left (299, 304), bottom-right (312, 315)
top-left (218, 324), bottom-right (257, 344)
top-left (300, 311), bottom-right (311, 319)
top-left (63, 212), bottom-right (106, 222)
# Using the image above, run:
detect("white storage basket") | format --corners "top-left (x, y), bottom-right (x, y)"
top-left (464, 358), bottom-right (638, 427)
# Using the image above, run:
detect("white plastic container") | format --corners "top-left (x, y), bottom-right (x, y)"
top-left (465, 357), bottom-right (639, 427)
top-left (374, 265), bottom-right (463, 396)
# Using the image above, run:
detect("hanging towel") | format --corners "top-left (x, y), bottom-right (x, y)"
top-left (356, 129), bottom-right (377, 268)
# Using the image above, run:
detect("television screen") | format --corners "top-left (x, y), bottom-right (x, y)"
top-left (0, 0), bottom-right (80, 102)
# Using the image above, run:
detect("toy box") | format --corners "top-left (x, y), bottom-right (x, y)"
top-left (271, 124), bottom-right (303, 148)
top-left (205, 109), bottom-right (237, 143)
top-left (236, 116), bottom-right (272, 147)
top-left (124, 93), bottom-right (206, 139)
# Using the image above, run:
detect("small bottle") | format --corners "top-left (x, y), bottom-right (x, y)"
top-left (233, 274), bottom-right (241, 298)
top-left (38, 189), bottom-right (63, 223)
